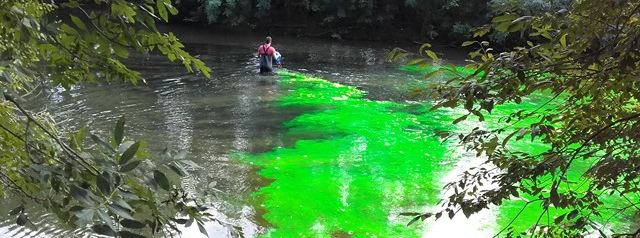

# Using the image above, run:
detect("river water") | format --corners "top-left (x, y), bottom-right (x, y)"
top-left (0, 29), bottom-right (631, 237)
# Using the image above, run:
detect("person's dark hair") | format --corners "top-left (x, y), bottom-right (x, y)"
top-left (265, 36), bottom-right (272, 44)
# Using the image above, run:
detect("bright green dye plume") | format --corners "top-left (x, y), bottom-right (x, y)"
top-left (239, 70), bottom-right (459, 237)
top-left (239, 69), bottom-right (632, 237)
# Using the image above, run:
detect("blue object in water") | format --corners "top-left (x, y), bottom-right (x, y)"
top-left (273, 51), bottom-right (282, 65)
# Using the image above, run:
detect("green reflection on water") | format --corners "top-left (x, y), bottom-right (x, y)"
top-left (238, 69), bottom-right (631, 237)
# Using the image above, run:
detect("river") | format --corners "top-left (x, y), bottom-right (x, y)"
top-left (0, 28), bottom-right (631, 237)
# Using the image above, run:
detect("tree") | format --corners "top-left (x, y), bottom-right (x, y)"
top-left (395, 0), bottom-right (640, 236)
top-left (1, 0), bottom-right (211, 237)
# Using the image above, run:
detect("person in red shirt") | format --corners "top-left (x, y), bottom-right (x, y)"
top-left (258, 36), bottom-right (278, 74)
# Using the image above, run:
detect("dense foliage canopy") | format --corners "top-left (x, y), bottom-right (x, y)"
top-left (0, 0), bottom-right (210, 237)
top-left (175, 0), bottom-right (490, 41)
top-left (170, 0), bottom-right (574, 42)
top-left (394, 0), bottom-right (640, 236)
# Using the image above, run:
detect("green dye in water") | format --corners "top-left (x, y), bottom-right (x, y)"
top-left (237, 69), bottom-right (632, 237)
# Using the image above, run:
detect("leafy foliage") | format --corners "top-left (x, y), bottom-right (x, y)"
top-left (177, 0), bottom-right (491, 41)
top-left (393, 0), bottom-right (640, 237)
top-left (0, 0), bottom-right (211, 237)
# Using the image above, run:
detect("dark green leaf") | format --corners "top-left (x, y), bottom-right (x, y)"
top-left (452, 114), bottom-right (469, 124)
top-left (91, 134), bottom-right (116, 152)
top-left (113, 198), bottom-right (135, 212)
top-left (407, 216), bottom-right (420, 226)
top-left (197, 220), bottom-right (209, 236)
top-left (9, 205), bottom-right (23, 216)
top-left (175, 218), bottom-right (189, 224)
top-left (96, 209), bottom-right (113, 229)
top-left (567, 210), bottom-right (579, 220)
top-left (167, 164), bottom-right (185, 176)
top-left (69, 205), bottom-right (84, 212)
top-left (120, 219), bottom-right (147, 229)
top-left (92, 224), bottom-right (117, 237)
top-left (96, 174), bottom-right (112, 196)
top-left (16, 214), bottom-right (27, 226)
top-left (554, 214), bottom-right (566, 225)
top-left (119, 160), bottom-right (141, 173)
top-left (108, 203), bottom-right (134, 220)
top-left (70, 185), bottom-right (93, 206)
top-left (114, 116), bottom-right (125, 146)
top-left (119, 231), bottom-right (147, 238)
top-left (153, 170), bottom-right (170, 190)
top-left (75, 208), bottom-right (94, 226)
top-left (119, 141), bottom-right (140, 165)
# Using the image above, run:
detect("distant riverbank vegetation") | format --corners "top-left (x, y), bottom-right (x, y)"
top-left (170, 0), bottom-right (573, 44)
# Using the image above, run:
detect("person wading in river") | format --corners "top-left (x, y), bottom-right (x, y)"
top-left (258, 36), bottom-right (278, 74)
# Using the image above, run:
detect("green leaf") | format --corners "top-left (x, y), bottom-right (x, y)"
top-left (120, 219), bottom-right (147, 229)
top-left (119, 141), bottom-right (140, 165)
top-left (492, 14), bottom-right (517, 23)
top-left (96, 173), bottom-right (112, 196)
top-left (560, 34), bottom-right (567, 48)
top-left (153, 170), bottom-right (170, 190)
top-left (197, 220), bottom-right (209, 237)
top-left (113, 45), bottom-right (130, 58)
top-left (157, 0), bottom-right (168, 22)
top-left (108, 203), bottom-right (134, 220)
top-left (165, 0), bottom-right (179, 15)
top-left (70, 15), bottom-right (87, 31)
top-left (419, 43), bottom-right (432, 55)
top-left (567, 210), bottom-right (579, 220)
top-left (407, 58), bottom-right (425, 65)
top-left (554, 214), bottom-right (566, 225)
top-left (461, 41), bottom-right (475, 47)
top-left (91, 134), bottom-right (116, 152)
top-left (114, 116), bottom-right (125, 146)
top-left (113, 198), bottom-right (135, 212)
top-left (119, 231), bottom-right (147, 238)
top-left (75, 208), bottom-right (95, 226)
top-left (407, 216), bottom-right (420, 226)
top-left (167, 164), bottom-right (185, 176)
top-left (70, 185), bottom-right (93, 206)
top-left (92, 224), bottom-right (117, 237)
top-left (495, 22), bottom-right (511, 32)
top-left (96, 209), bottom-right (114, 229)
top-left (425, 50), bottom-right (439, 61)
top-left (119, 160), bottom-right (141, 173)
top-left (16, 214), bottom-right (27, 226)
top-left (452, 114), bottom-right (468, 124)
top-left (9, 205), bottom-right (24, 216)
